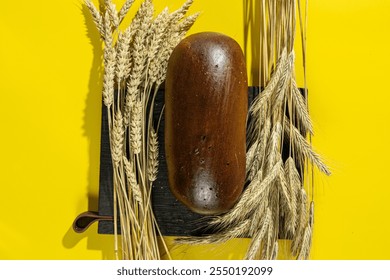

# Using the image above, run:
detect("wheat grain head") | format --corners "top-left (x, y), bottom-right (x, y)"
top-left (245, 207), bottom-right (272, 259)
top-left (283, 118), bottom-right (331, 175)
top-left (84, 0), bottom-right (105, 38)
top-left (112, 111), bottom-right (124, 165)
top-left (118, 0), bottom-right (135, 24)
top-left (123, 156), bottom-right (143, 204)
top-left (130, 100), bottom-right (142, 154)
top-left (147, 128), bottom-right (159, 182)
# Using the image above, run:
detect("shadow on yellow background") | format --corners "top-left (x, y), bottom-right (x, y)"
top-left (1, 0), bottom-right (390, 259)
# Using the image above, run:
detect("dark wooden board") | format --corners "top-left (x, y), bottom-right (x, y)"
top-left (97, 86), bottom-right (305, 236)
top-left (97, 87), bottom-right (259, 236)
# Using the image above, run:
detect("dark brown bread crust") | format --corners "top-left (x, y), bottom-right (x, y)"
top-left (165, 32), bottom-right (248, 215)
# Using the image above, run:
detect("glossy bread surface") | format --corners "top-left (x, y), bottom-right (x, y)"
top-left (165, 32), bottom-right (248, 215)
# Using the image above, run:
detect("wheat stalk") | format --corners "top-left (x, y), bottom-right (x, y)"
top-left (264, 213), bottom-right (276, 259)
top-left (248, 118), bottom-right (271, 181)
top-left (170, 0), bottom-right (195, 22)
top-left (112, 111), bottom-right (124, 165)
top-left (123, 4), bottom-right (151, 125)
top-left (291, 188), bottom-right (308, 255)
top-left (84, 0), bottom-right (198, 260)
top-left (176, 219), bottom-right (251, 245)
top-left (297, 225), bottom-right (312, 259)
top-left (277, 165), bottom-right (292, 212)
top-left (207, 159), bottom-right (283, 231)
top-left (118, 0), bottom-right (135, 24)
top-left (148, 8), bottom-right (170, 60)
top-left (291, 79), bottom-right (313, 135)
top-left (147, 128), bottom-right (159, 182)
top-left (123, 156), bottom-right (142, 204)
top-left (284, 157), bottom-right (300, 235)
top-left (153, 11), bottom-right (200, 86)
top-left (116, 27), bottom-right (132, 83)
top-left (102, 13), bottom-right (115, 108)
top-left (249, 49), bottom-right (287, 119)
top-left (176, 0), bottom-right (329, 261)
top-left (85, 0), bottom-right (104, 38)
top-left (130, 100), bottom-right (142, 155)
top-left (105, 0), bottom-right (120, 29)
top-left (175, 12), bottom-right (201, 33)
top-left (102, 48), bottom-right (115, 108)
top-left (128, 0), bottom-right (152, 39)
top-left (148, 9), bottom-right (172, 84)
top-left (283, 118), bottom-right (331, 175)
top-left (246, 140), bottom-right (259, 172)
top-left (271, 52), bottom-right (295, 111)
top-left (245, 207), bottom-right (272, 259)
top-left (248, 200), bottom-right (267, 236)
top-left (266, 122), bottom-right (282, 171)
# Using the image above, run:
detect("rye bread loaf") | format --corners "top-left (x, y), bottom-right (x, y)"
top-left (165, 32), bottom-right (248, 215)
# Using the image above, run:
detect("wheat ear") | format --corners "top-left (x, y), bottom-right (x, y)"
top-left (116, 27), bottom-right (132, 82)
top-left (105, 0), bottom-right (120, 28)
top-left (127, 0), bottom-right (152, 40)
top-left (118, 0), bottom-right (135, 24)
top-left (101, 12), bottom-right (115, 108)
top-left (84, 0), bottom-right (105, 38)
top-left (284, 157), bottom-right (301, 235)
top-left (291, 79), bottom-right (313, 135)
top-left (154, 12), bottom-right (200, 85)
top-left (112, 111), bottom-right (124, 165)
top-left (246, 140), bottom-right (259, 172)
top-left (209, 159), bottom-right (283, 230)
top-left (88, 0), bottom-right (198, 261)
top-left (170, 0), bottom-right (194, 22)
top-left (123, 156), bottom-right (143, 204)
top-left (148, 8), bottom-right (170, 60)
top-left (245, 208), bottom-right (272, 259)
top-left (266, 122), bottom-right (282, 171)
top-left (147, 9), bottom-right (172, 84)
top-left (297, 225), bottom-right (312, 260)
top-left (271, 241), bottom-right (279, 260)
top-left (277, 165), bottom-right (292, 212)
top-left (296, 201), bottom-right (314, 259)
top-left (176, 219), bottom-right (251, 245)
top-left (291, 188), bottom-right (308, 255)
top-left (130, 100), bottom-right (142, 154)
top-left (147, 128), bottom-right (159, 182)
top-left (283, 118), bottom-right (331, 175)
top-left (102, 48), bottom-right (115, 108)
top-left (248, 119), bottom-right (271, 181)
top-left (249, 48), bottom-right (288, 117)
top-left (124, 5), bottom-right (151, 125)
top-left (175, 12), bottom-right (201, 33)
top-left (271, 51), bottom-right (295, 110)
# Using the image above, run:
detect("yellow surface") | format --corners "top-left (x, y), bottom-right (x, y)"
top-left (0, 0), bottom-right (389, 259)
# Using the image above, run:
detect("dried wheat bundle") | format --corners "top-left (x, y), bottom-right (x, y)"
top-left (177, 0), bottom-right (330, 260)
top-left (85, 0), bottom-right (198, 260)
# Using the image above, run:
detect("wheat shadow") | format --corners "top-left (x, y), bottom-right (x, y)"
top-left (62, 1), bottom-right (114, 259)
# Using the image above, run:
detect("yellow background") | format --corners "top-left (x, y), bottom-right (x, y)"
top-left (1, 0), bottom-right (390, 259)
